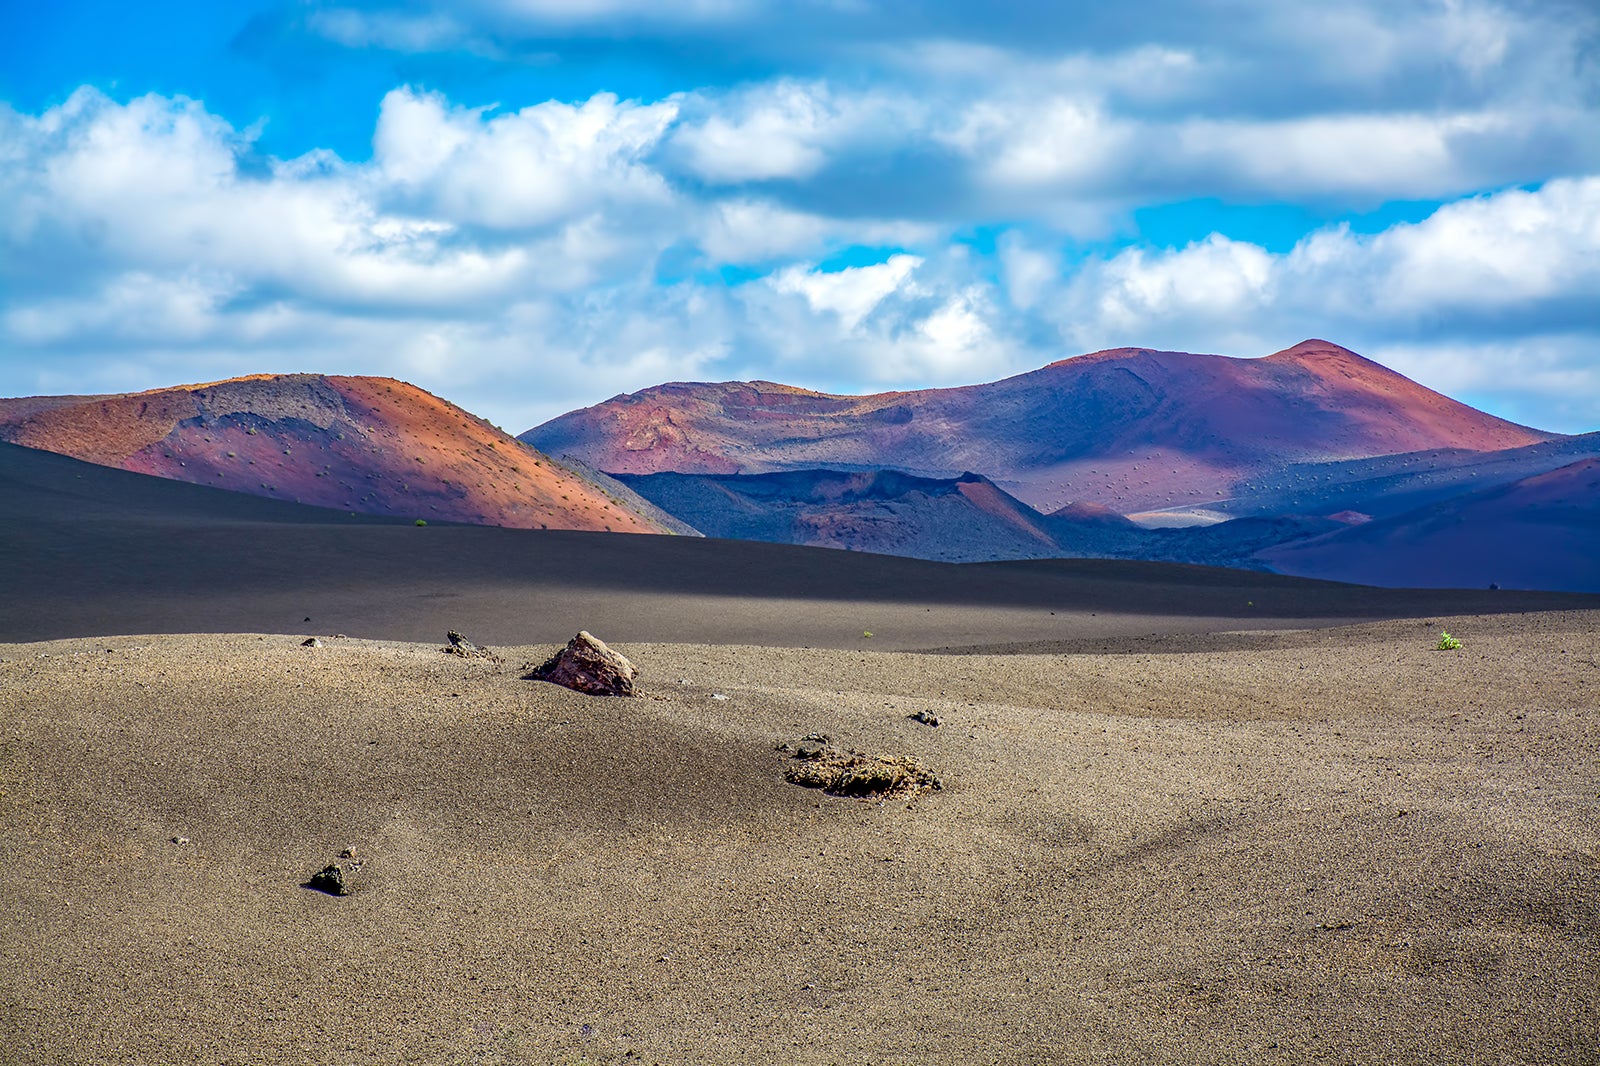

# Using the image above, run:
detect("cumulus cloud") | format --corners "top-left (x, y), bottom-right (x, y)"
top-left (768, 255), bottom-right (921, 330)
top-left (1052, 176), bottom-right (1600, 337)
top-left (372, 87), bottom-right (679, 229)
top-left (667, 80), bottom-right (915, 185)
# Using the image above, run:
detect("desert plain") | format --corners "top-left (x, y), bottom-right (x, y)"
top-left (2, 444), bottom-right (1599, 1065)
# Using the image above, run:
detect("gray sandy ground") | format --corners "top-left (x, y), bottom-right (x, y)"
top-left (2, 611), bottom-right (1596, 1064)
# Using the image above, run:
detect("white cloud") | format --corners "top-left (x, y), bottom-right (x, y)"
top-left (668, 80), bottom-right (912, 185)
top-left (1357, 177), bottom-right (1600, 314)
top-left (4, 272), bottom-right (241, 345)
top-left (698, 199), bottom-right (831, 262)
top-left (372, 87), bottom-right (679, 229)
top-left (947, 96), bottom-right (1128, 189)
top-left (1074, 234), bottom-right (1277, 335)
top-left (1175, 110), bottom-right (1522, 200)
top-left (768, 254), bottom-right (921, 330)
top-left (1, 88), bottom-right (534, 311)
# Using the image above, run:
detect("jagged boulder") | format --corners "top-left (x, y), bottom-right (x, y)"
top-left (526, 631), bottom-right (637, 697)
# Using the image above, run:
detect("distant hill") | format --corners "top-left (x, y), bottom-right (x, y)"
top-left (614, 468), bottom-right (1149, 562)
top-left (1259, 458), bottom-right (1600, 592)
top-left (612, 467), bottom-right (1363, 574)
top-left (523, 340), bottom-right (1557, 514)
top-left (0, 375), bottom-right (675, 533)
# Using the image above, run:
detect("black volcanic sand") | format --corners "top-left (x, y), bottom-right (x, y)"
top-left (2, 440), bottom-right (1598, 1063)
top-left (3, 441), bottom-right (1595, 651)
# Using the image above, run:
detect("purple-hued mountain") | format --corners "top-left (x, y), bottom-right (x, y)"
top-left (523, 340), bottom-right (1556, 514)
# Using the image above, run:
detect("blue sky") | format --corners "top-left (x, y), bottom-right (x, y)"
top-left (2, 0), bottom-right (1598, 434)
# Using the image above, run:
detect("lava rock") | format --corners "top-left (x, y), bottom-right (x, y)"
top-left (909, 710), bottom-right (941, 727)
top-left (444, 631), bottom-right (500, 661)
top-left (307, 857), bottom-right (363, 896)
top-left (301, 637), bottom-right (322, 648)
top-left (526, 631), bottom-right (638, 697)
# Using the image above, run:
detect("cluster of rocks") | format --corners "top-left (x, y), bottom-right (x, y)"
top-left (781, 736), bottom-right (941, 799)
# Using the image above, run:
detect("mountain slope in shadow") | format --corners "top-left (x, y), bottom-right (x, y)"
top-left (1259, 458), bottom-right (1600, 592)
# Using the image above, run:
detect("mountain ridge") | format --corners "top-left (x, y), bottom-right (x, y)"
top-left (523, 339), bottom-right (1557, 514)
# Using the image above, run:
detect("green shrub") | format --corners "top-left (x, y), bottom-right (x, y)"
top-left (414, 519), bottom-right (427, 527)
top-left (1436, 631), bottom-right (1462, 650)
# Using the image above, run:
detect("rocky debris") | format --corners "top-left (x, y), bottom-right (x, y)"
top-left (525, 631), bottom-right (637, 697)
top-left (785, 745), bottom-right (941, 798)
top-left (301, 637), bottom-right (322, 648)
top-left (171, 836), bottom-right (190, 845)
top-left (444, 630), bottom-right (501, 662)
top-left (307, 852), bottom-right (364, 896)
top-left (909, 710), bottom-right (941, 727)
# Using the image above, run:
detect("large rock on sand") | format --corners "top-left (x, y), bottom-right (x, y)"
top-left (526, 631), bottom-right (637, 697)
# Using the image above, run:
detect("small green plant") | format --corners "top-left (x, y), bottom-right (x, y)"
top-left (414, 519), bottom-right (428, 527)
top-left (863, 630), bottom-right (873, 638)
top-left (1436, 631), bottom-right (1462, 650)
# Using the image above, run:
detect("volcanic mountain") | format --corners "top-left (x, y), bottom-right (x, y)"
top-left (0, 375), bottom-right (674, 533)
top-left (523, 340), bottom-right (1556, 515)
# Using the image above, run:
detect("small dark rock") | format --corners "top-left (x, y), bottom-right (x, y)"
top-left (795, 744), bottom-right (825, 760)
top-left (444, 630), bottom-right (490, 656)
top-left (301, 637), bottom-right (322, 648)
top-left (308, 858), bottom-right (363, 896)
top-left (801, 732), bottom-right (830, 744)
top-left (526, 631), bottom-right (637, 697)
top-left (909, 710), bottom-right (941, 727)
